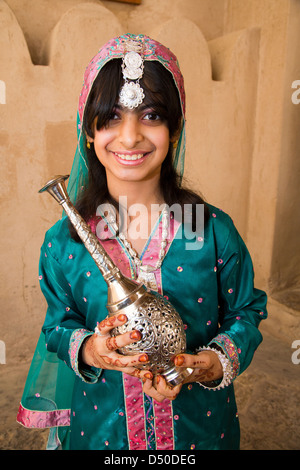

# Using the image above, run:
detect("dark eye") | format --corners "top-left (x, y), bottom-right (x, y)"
top-left (143, 112), bottom-right (161, 121)
top-left (108, 111), bottom-right (120, 120)
top-left (104, 110), bottom-right (121, 128)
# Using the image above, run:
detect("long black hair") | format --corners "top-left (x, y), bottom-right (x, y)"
top-left (69, 59), bottom-right (209, 241)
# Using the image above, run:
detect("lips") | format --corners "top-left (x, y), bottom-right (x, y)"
top-left (112, 151), bottom-right (151, 165)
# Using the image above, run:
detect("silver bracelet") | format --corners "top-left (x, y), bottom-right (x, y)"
top-left (195, 345), bottom-right (234, 391)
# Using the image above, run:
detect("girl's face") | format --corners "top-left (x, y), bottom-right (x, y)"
top-left (89, 103), bottom-right (170, 188)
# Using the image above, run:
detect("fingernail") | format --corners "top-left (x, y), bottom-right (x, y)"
top-left (117, 314), bottom-right (127, 322)
top-left (138, 354), bottom-right (148, 363)
top-left (130, 330), bottom-right (142, 340)
top-left (144, 372), bottom-right (153, 379)
top-left (174, 355), bottom-right (185, 366)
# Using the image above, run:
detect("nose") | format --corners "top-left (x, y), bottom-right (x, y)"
top-left (118, 114), bottom-right (143, 149)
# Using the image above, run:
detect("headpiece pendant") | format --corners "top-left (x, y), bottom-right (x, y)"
top-left (119, 37), bottom-right (145, 109)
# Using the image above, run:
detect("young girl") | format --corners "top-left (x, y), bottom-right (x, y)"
top-left (17, 33), bottom-right (267, 451)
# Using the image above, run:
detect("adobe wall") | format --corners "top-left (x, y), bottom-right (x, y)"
top-left (1, 0), bottom-right (299, 360)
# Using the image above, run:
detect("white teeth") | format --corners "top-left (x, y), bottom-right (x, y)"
top-left (115, 153), bottom-right (145, 161)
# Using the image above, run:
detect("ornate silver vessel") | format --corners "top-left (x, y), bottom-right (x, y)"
top-left (39, 175), bottom-right (192, 385)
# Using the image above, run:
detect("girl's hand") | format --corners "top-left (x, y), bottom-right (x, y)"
top-left (173, 350), bottom-right (223, 384)
top-left (140, 350), bottom-right (223, 402)
top-left (81, 314), bottom-right (153, 382)
top-left (142, 375), bottom-right (182, 403)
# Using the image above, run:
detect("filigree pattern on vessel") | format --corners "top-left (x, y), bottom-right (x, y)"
top-left (111, 293), bottom-right (186, 373)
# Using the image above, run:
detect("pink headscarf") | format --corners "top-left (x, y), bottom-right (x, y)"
top-left (78, 33), bottom-right (186, 124)
top-left (68, 33), bottom-right (186, 203)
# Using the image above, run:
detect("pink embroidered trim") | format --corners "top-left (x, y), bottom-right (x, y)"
top-left (89, 216), bottom-right (134, 279)
top-left (123, 374), bottom-right (147, 450)
top-left (17, 403), bottom-right (70, 429)
top-left (148, 218), bottom-right (180, 450)
top-left (140, 215), bottom-right (181, 293)
top-left (153, 401), bottom-right (174, 450)
top-left (211, 334), bottom-right (240, 379)
top-left (69, 328), bottom-right (92, 379)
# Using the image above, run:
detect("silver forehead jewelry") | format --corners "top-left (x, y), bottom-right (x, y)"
top-left (119, 39), bottom-right (145, 109)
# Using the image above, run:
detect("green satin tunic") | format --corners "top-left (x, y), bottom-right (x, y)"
top-left (18, 204), bottom-right (267, 450)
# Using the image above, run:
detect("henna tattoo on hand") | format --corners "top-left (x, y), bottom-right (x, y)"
top-left (132, 368), bottom-right (142, 379)
top-left (82, 328), bottom-right (149, 371)
top-left (98, 317), bottom-right (116, 330)
top-left (193, 365), bottom-right (215, 382)
top-left (174, 354), bottom-right (207, 368)
top-left (97, 314), bottom-right (127, 333)
top-left (100, 355), bottom-right (130, 369)
top-left (106, 336), bottom-right (119, 351)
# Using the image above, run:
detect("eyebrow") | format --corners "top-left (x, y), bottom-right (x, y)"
top-left (114, 102), bottom-right (159, 113)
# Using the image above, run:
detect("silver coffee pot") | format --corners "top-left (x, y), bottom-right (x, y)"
top-left (39, 175), bottom-right (192, 385)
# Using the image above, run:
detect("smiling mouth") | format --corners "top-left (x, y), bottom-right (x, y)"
top-left (113, 152), bottom-right (149, 161)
